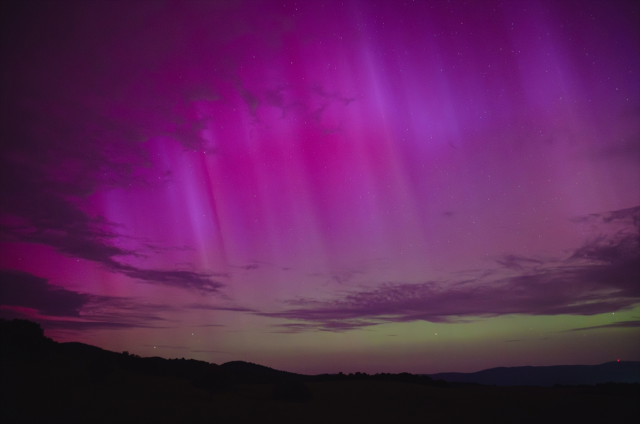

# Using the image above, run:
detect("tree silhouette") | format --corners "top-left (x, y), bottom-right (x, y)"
top-left (0, 319), bottom-right (53, 359)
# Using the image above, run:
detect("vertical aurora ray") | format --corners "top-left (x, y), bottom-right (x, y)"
top-left (0, 0), bottom-right (638, 373)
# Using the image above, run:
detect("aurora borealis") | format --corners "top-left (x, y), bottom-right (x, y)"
top-left (1, 0), bottom-right (638, 375)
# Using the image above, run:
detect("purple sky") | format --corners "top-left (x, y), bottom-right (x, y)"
top-left (1, 0), bottom-right (639, 374)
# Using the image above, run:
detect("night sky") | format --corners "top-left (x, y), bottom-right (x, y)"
top-left (1, 0), bottom-right (638, 375)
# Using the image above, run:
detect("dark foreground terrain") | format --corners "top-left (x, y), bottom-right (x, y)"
top-left (429, 361), bottom-right (640, 386)
top-left (2, 319), bottom-right (638, 423)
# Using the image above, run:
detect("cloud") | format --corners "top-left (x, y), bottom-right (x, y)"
top-left (111, 265), bottom-right (224, 293)
top-left (0, 126), bottom-right (223, 292)
top-left (1, 1), bottom-right (356, 296)
top-left (31, 320), bottom-right (149, 331)
top-left (0, 107), bottom-right (223, 292)
top-left (0, 269), bottom-right (170, 330)
top-left (563, 320), bottom-right (640, 332)
top-left (0, 2), bottom-right (240, 294)
top-left (495, 255), bottom-right (543, 271)
top-left (187, 304), bottom-right (256, 312)
top-left (329, 268), bottom-right (365, 285)
top-left (0, 269), bottom-right (90, 317)
top-left (259, 207), bottom-right (640, 332)
top-left (0, 151), bottom-right (222, 292)
top-left (267, 321), bottom-right (377, 334)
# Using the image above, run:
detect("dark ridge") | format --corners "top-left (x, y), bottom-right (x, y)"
top-left (3, 319), bottom-right (638, 389)
top-left (2, 319), bottom-right (638, 423)
top-left (221, 360), bottom-right (294, 375)
top-left (220, 360), bottom-right (309, 383)
top-left (59, 341), bottom-right (120, 359)
top-left (428, 362), bottom-right (640, 386)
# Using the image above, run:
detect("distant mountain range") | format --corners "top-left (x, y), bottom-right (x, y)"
top-left (3, 318), bottom-right (638, 388)
top-left (52, 342), bottom-right (640, 387)
top-left (428, 362), bottom-right (640, 387)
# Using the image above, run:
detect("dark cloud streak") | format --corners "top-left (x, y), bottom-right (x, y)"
top-left (187, 304), bottom-right (255, 312)
top-left (0, 269), bottom-right (172, 330)
top-left (564, 320), bottom-right (640, 332)
top-left (0, 269), bottom-right (89, 317)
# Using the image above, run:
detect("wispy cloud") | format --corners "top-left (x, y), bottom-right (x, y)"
top-left (0, 270), bottom-right (90, 317)
top-left (32, 320), bottom-right (151, 331)
top-left (0, 3), bottom-right (236, 294)
top-left (259, 207), bottom-right (640, 332)
top-left (0, 269), bottom-right (171, 330)
top-left (563, 320), bottom-right (640, 332)
top-left (187, 304), bottom-right (256, 312)
top-left (111, 265), bottom-right (223, 293)
top-left (0, 2), bottom-right (358, 295)
top-left (0, 143), bottom-right (222, 292)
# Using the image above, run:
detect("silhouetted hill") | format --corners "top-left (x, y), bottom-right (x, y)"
top-left (220, 360), bottom-right (310, 383)
top-left (429, 362), bottom-right (640, 386)
top-left (2, 319), bottom-right (638, 423)
top-left (5, 318), bottom-right (637, 389)
top-left (221, 360), bottom-right (292, 375)
top-left (59, 341), bottom-right (121, 360)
